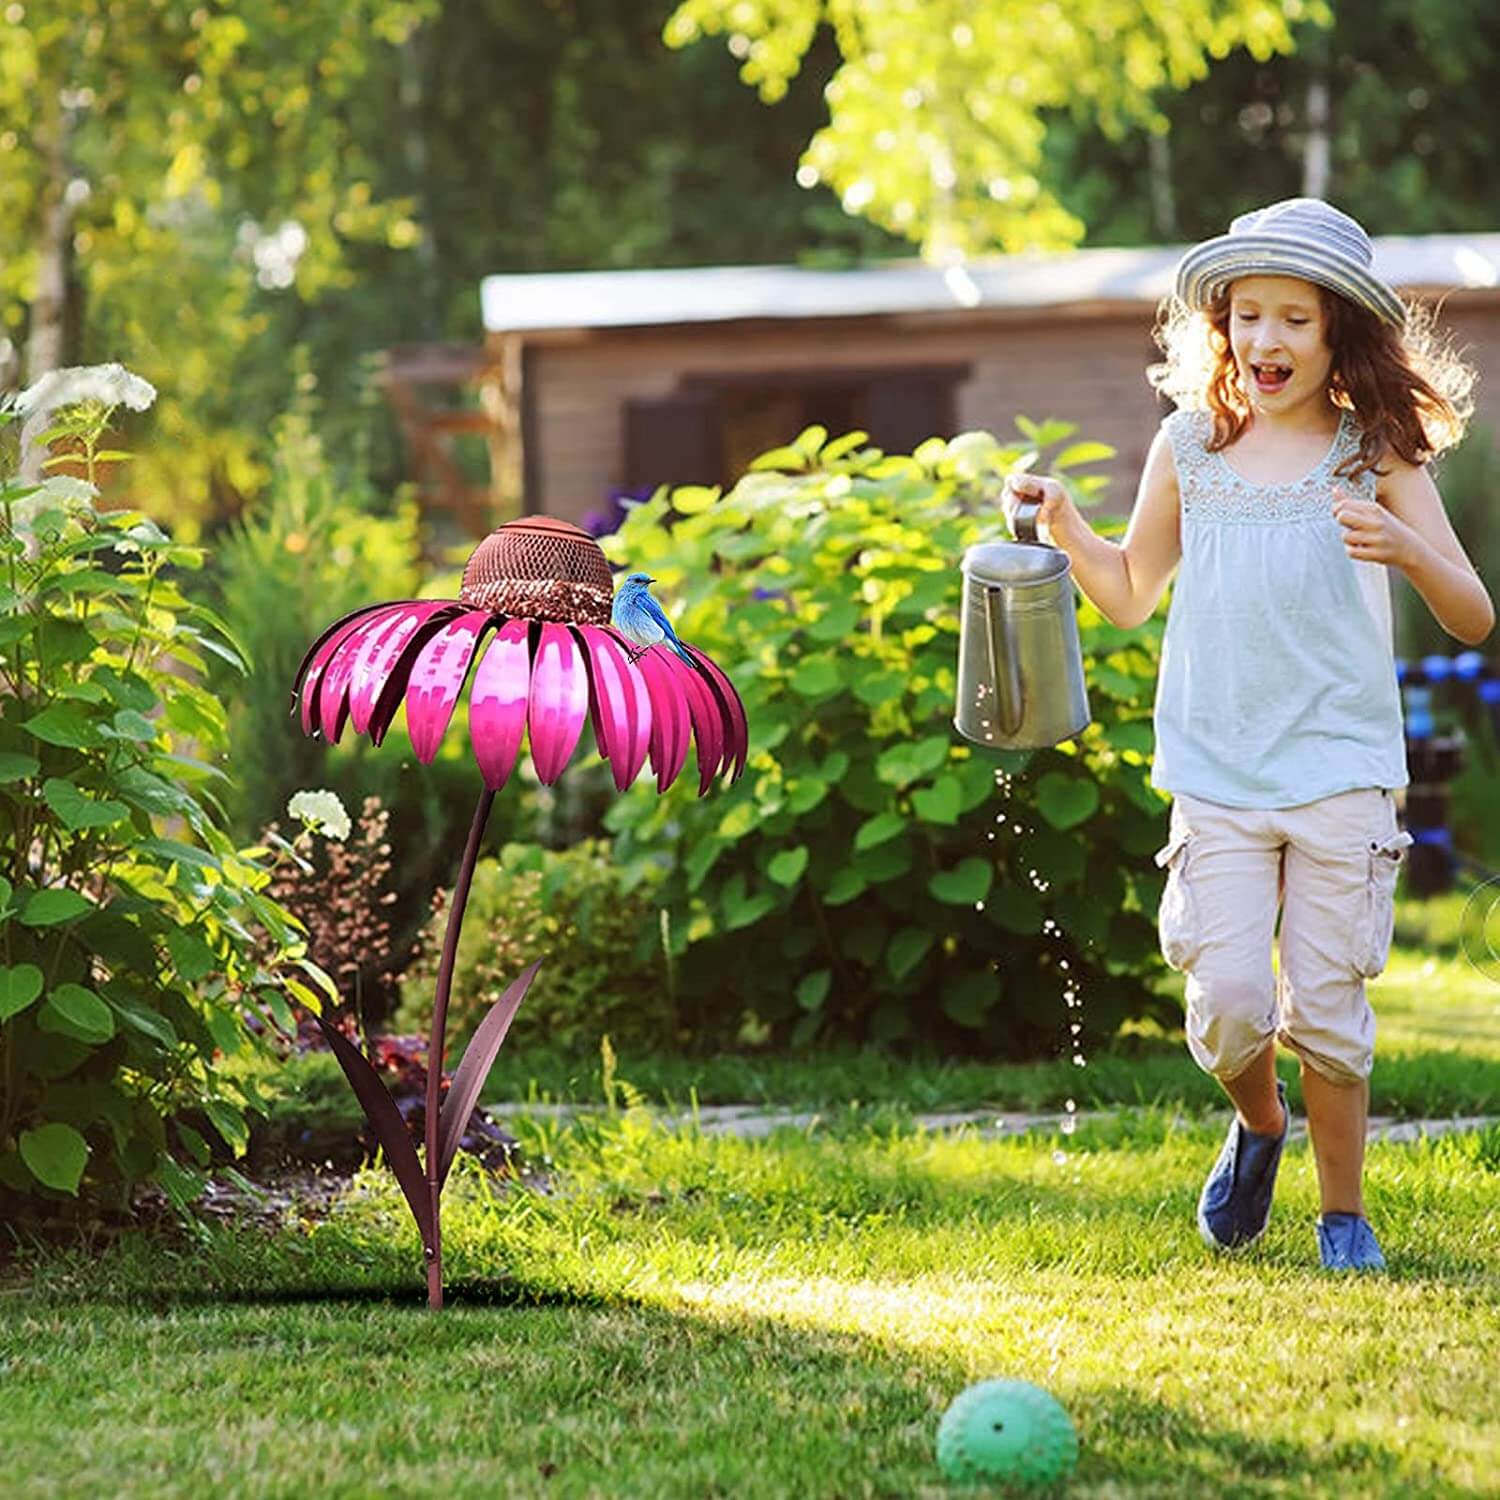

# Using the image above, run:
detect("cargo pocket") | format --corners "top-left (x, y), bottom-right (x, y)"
top-left (1154, 828), bottom-right (1201, 972)
top-left (1353, 830), bottom-right (1413, 978)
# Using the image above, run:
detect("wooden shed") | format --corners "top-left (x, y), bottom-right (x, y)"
top-left (472, 235), bottom-right (1500, 528)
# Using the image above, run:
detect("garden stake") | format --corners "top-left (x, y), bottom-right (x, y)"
top-left (289, 517), bottom-right (748, 1307)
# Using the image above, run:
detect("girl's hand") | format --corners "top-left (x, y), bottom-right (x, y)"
top-left (1332, 484), bottom-right (1422, 568)
top-left (1002, 472), bottom-right (1083, 549)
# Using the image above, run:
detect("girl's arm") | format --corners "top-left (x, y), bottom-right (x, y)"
top-left (1004, 426), bottom-right (1183, 630)
top-left (1333, 460), bottom-right (1495, 645)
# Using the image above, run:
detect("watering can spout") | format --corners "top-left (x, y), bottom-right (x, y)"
top-left (953, 498), bottom-right (1091, 751)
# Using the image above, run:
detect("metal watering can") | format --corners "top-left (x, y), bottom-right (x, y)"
top-left (953, 498), bottom-right (1091, 750)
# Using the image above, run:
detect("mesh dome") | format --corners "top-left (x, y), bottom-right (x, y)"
top-left (459, 516), bottom-right (614, 625)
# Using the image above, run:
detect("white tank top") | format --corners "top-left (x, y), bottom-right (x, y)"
top-left (1151, 407), bottom-right (1408, 809)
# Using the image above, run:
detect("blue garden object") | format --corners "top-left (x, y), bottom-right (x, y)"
top-left (936, 1379), bottom-right (1078, 1487)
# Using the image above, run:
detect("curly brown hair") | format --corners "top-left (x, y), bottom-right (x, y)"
top-left (1148, 284), bottom-right (1476, 481)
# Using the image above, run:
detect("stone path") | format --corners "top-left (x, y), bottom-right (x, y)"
top-left (488, 1100), bottom-right (1497, 1145)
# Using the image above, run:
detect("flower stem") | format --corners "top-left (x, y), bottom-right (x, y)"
top-left (424, 786), bottom-right (495, 1310)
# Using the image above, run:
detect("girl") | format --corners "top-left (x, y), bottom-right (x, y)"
top-left (1004, 198), bottom-right (1493, 1272)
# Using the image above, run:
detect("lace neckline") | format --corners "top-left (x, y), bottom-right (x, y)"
top-left (1213, 409), bottom-right (1348, 491)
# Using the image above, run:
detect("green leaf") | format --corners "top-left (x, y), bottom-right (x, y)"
top-left (910, 774), bottom-right (962, 825)
top-left (23, 702), bottom-right (103, 749)
top-left (1052, 440), bottom-right (1115, 470)
top-left (717, 802), bottom-right (758, 840)
top-left (0, 751), bottom-right (40, 782)
top-left (789, 657), bottom-right (842, 698)
top-left (929, 858), bottom-right (994, 905)
top-left (175, 1122), bottom-right (212, 1167)
top-left (807, 601), bottom-right (860, 640)
top-left (101, 709), bottom-right (158, 743)
top-left (155, 1151), bottom-right (205, 1210)
top-left (672, 485), bottom-right (721, 514)
top-left (822, 868), bottom-right (866, 906)
top-left (942, 971), bottom-right (999, 1029)
top-left (0, 963), bottom-right (44, 1021)
top-left (795, 970), bottom-right (831, 1012)
top-left (852, 670), bottom-right (906, 707)
top-left (784, 778), bottom-right (829, 814)
top-left (685, 836), bottom-right (724, 892)
top-left (38, 983), bottom-right (116, 1044)
top-left (767, 846), bottom-right (809, 886)
top-left (42, 778), bottom-right (130, 831)
top-left (875, 736), bottom-right (950, 787)
top-left (19, 1123), bottom-right (89, 1194)
top-left (721, 874), bottom-right (776, 932)
top-left (749, 445), bottom-right (808, 472)
top-left (886, 927), bottom-right (933, 981)
top-left (203, 1099), bottom-right (249, 1155)
top-left (20, 889), bottom-right (92, 926)
top-left (854, 812), bottom-right (905, 851)
top-left (108, 994), bottom-right (178, 1050)
top-left (1035, 773), bottom-right (1100, 831)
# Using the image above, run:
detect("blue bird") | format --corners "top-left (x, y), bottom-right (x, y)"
top-left (611, 572), bottom-right (697, 667)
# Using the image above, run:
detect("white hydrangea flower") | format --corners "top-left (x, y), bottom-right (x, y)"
top-left (15, 361), bottom-right (157, 463)
top-left (287, 788), bottom-right (351, 841)
top-left (2, 474), bottom-right (102, 557)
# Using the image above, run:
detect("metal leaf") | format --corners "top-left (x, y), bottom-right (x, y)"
top-left (315, 1015), bottom-right (434, 1245)
top-left (438, 958), bottom-right (541, 1189)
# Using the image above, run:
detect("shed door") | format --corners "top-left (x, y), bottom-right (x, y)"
top-left (624, 391), bottom-right (721, 490)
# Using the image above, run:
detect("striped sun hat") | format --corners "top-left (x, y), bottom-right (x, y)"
top-left (1174, 197), bottom-right (1406, 327)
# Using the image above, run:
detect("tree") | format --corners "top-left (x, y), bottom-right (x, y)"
top-left (663, 0), bottom-right (1331, 258)
top-left (1045, 0), bottom-right (1500, 245)
top-left (0, 2), bottom-right (436, 532)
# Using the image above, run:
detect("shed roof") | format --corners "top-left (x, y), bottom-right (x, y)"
top-left (481, 233), bottom-right (1500, 336)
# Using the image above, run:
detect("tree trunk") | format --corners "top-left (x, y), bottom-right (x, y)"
top-left (1147, 131), bottom-right (1178, 240)
top-left (21, 98), bottom-right (76, 480)
top-left (1302, 40), bottom-right (1331, 200)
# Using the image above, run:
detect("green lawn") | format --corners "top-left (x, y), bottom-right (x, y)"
top-left (2, 895), bottom-right (1497, 1498)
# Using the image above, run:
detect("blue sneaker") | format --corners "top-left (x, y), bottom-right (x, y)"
top-left (1316, 1213), bottom-right (1387, 1272)
top-left (1197, 1079), bottom-right (1289, 1251)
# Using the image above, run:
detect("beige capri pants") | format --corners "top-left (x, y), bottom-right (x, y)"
top-left (1154, 787), bottom-right (1412, 1085)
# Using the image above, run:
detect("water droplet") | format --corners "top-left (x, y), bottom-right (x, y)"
top-left (1070, 1021), bottom-right (1081, 1034)
top-left (974, 900), bottom-right (985, 912)
top-left (1052, 1149), bottom-right (1068, 1166)
top-left (1059, 958), bottom-right (1069, 970)
top-left (1072, 1053), bottom-right (1087, 1067)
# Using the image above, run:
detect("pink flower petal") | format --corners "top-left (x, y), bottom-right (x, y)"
top-left (348, 602), bottom-right (456, 736)
top-left (403, 609), bottom-right (494, 763)
top-left (295, 604), bottom-right (393, 736)
top-left (684, 646), bottom-right (748, 781)
top-left (576, 625), bottom-right (652, 792)
top-left (469, 619), bottom-right (533, 790)
top-left (318, 609), bottom-right (407, 743)
top-left (661, 652), bottom-right (725, 796)
top-left (366, 608), bottom-right (464, 747)
top-left (633, 648), bottom-right (692, 793)
top-left (528, 622), bottom-right (589, 784)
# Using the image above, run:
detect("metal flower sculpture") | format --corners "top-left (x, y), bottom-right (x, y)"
top-left (290, 517), bottom-right (747, 1307)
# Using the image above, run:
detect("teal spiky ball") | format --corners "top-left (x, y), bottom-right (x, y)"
top-left (936, 1379), bottom-right (1078, 1486)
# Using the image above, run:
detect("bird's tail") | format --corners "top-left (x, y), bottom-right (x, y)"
top-left (670, 638), bottom-right (698, 669)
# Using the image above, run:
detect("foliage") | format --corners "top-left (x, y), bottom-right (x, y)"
top-left (0, 387), bottom-right (324, 1213)
top-left (395, 840), bottom-right (675, 1056)
top-left (664, 0), bottom-right (1325, 257)
top-left (259, 795), bottom-right (404, 1045)
top-left (600, 424), bottom-right (1177, 1055)
top-left (1048, 1), bottom-right (1500, 244)
top-left (209, 398), bottom-right (424, 838)
top-left (0, 1), bottom-right (438, 535)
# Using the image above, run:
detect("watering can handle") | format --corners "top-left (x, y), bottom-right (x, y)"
top-left (1009, 496), bottom-right (1043, 545)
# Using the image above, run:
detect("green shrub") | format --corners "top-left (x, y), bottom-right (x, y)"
top-left (600, 422), bottom-right (1178, 1055)
top-left (394, 839), bottom-right (674, 1056)
top-left (0, 385), bottom-right (319, 1214)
